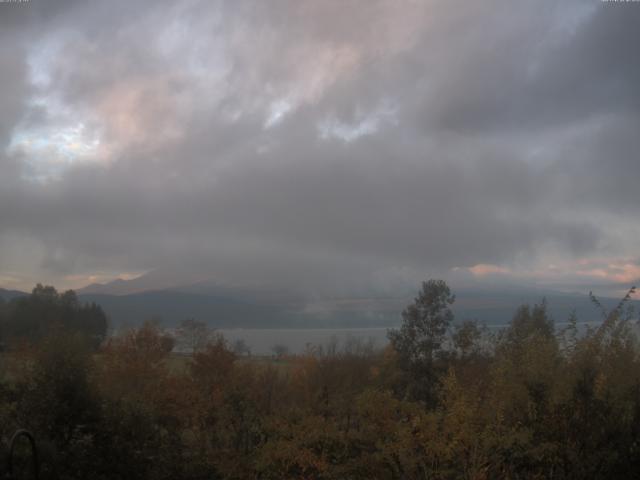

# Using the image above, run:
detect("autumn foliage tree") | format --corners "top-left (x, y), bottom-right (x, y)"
top-left (387, 279), bottom-right (455, 404)
top-left (0, 281), bottom-right (639, 479)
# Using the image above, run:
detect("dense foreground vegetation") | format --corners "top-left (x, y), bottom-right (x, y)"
top-left (1, 281), bottom-right (640, 479)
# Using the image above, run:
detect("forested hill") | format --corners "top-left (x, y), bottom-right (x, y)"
top-left (0, 288), bottom-right (27, 301)
top-left (0, 285), bottom-right (108, 345)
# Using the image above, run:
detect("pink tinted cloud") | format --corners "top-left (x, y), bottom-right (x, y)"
top-left (468, 264), bottom-right (511, 277)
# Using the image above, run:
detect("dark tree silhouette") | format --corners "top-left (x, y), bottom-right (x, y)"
top-left (387, 279), bottom-right (455, 404)
top-left (0, 284), bottom-right (108, 347)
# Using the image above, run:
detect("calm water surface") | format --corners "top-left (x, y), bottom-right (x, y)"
top-left (217, 327), bottom-right (390, 355)
top-left (217, 320), bottom-right (604, 355)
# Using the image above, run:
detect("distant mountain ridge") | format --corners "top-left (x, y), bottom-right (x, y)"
top-left (3, 279), bottom-right (638, 329)
top-left (78, 270), bottom-right (195, 295)
top-left (78, 272), bottom-right (305, 305)
top-left (0, 288), bottom-right (27, 301)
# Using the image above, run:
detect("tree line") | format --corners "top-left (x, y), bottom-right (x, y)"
top-left (0, 280), bottom-right (639, 479)
top-left (0, 284), bottom-right (108, 347)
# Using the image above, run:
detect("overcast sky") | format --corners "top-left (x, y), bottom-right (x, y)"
top-left (0, 0), bottom-right (639, 296)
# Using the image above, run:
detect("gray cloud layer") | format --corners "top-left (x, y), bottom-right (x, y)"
top-left (0, 0), bottom-right (639, 294)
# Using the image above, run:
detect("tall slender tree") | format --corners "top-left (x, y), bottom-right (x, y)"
top-left (387, 279), bottom-right (455, 404)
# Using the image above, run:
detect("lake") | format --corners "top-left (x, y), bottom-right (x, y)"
top-left (216, 320), bottom-right (606, 355)
top-left (216, 327), bottom-right (391, 355)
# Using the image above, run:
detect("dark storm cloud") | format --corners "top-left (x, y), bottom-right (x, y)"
top-left (0, 0), bottom-right (638, 292)
top-left (429, 3), bottom-right (640, 133)
top-left (0, 47), bottom-right (27, 146)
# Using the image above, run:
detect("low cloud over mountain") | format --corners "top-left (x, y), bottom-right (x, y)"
top-left (1, 1), bottom-right (639, 297)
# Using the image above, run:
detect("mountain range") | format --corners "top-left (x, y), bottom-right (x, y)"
top-left (2, 274), bottom-right (637, 329)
